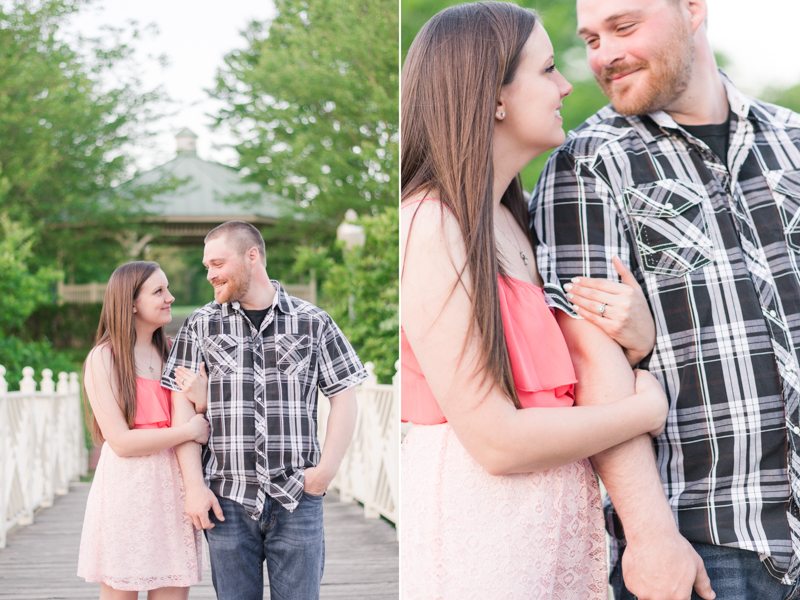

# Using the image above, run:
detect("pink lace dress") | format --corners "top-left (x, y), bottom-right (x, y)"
top-left (77, 378), bottom-right (203, 591)
top-left (401, 275), bottom-right (607, 599)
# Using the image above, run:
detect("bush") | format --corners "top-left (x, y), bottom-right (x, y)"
top-left (23, 303), bottom-right (102, 349)
top-left (295, 207), bottom-right (398, 384)
top-left (0, 335), bottom-right (77, 390)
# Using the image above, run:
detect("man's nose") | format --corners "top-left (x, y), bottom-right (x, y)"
top-left (594, 36), bottom-right (626, 70)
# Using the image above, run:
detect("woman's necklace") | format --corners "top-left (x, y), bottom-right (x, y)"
top-left (496, 209), bottom-right (530, 265)
top-left (135, 345), bottom-right (156, 374)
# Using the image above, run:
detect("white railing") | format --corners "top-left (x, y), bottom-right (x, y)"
top-left (318, 361), bottom-right (399, 529)
top-left (0, 365), bottom-right (87, 548)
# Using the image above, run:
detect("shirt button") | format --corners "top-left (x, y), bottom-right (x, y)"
top-left (789, 423), bottom-right (800, 436)
top-left (665, 202), bottom-right (673, 210)
top-left (749, 248), bottom-right (757, 258)
top-left (770, 310), bottom-right (778, 318)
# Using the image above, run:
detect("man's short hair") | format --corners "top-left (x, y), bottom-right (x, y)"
top-left (205, 221), bottom-right (267, 266)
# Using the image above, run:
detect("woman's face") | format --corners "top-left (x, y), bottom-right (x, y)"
top-left (496, 24), bottom-right (573, 159)
top-left (133, 269), bottom-right (174, 328)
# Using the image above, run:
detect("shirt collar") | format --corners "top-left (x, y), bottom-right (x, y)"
top-left (218, 280), bottom-right (295, 318)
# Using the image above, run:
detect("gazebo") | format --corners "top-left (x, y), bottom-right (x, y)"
top-left (59, 129), bottom-right (316, 304)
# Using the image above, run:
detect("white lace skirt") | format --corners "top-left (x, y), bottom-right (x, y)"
top-left (77, 443), bottom-right (203, 591)
top-left (401, 423), bottom-right (607, 600)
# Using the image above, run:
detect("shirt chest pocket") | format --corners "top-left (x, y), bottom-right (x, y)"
top-left (275, 333), bottom-right (312, 377)
top-left (766, 169), bottom-right (800, 252)
top-left (204, 334), bottom-right (243, 377)
top-left (623, 180), bottom-right (714, 278)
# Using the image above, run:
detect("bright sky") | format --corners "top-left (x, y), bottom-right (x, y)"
top-left (64, 0), bottom-right (276, 172)
top-left (705, 0), bottom-right (800, 94)
top-left (62, 0), bottom-right (799, 174)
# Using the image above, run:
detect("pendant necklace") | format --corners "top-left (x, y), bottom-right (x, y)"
top-left (497, 210), bottom-right (530, 265)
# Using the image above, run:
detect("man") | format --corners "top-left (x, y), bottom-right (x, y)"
top-left (531, 0), bottom-right (800, 598)
top-left (160, 220), bottom-right (366, 600)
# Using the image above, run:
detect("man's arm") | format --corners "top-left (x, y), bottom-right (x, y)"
top-left (557, 313), bottom-right (714, 600)
top-left (172, 390), bottom-right (224, 530)
top-left (304, 387), bottom-right (358, 495)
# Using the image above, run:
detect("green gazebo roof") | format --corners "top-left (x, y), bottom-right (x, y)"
top-left (133, 128), bottom-right (282, 222)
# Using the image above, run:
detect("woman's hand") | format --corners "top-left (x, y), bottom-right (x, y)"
top-left (176, 363), bottom-right (209, 413)
top-left (564, 256), bottom-right (655, 366)
top-left (186, 413), bottom-right (210, 444)
top-left (633, 369), bottom-right (668, 438)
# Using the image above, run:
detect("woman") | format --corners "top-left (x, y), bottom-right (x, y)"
top-left (77, 261), bottom-right (208, 599)
top-left (400, 3), bottom-right (667, 598)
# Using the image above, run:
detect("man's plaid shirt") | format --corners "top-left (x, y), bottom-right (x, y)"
top-left (531, 73), bottom-right (800, 583)
top-left (162, 281), bottom-right (367, 516)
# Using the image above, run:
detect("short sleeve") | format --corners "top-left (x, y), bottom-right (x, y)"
top-left (161, 320), bottom-right (204, 392)
top-left (317, 314), bottom-right (368, 398)
top-left (530, 148), bottom-right (636, 310)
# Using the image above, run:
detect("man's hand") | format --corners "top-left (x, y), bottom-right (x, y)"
top-left (184, 484), bottom-right (224, 530)
top-left (623, 526), bottom-right (715, 600)
top-left (304, 464), bottom-right (335, 496)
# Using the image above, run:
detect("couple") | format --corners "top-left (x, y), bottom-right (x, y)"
top-left (402, 0), bottom-right (800, 599)
top-left (77, 220), bottom-right (367, 599)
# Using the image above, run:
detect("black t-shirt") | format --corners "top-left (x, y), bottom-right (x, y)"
top-left (681, 109), bottom-right (732, 166)
top-left (242, 307), bottom-right (270, 331)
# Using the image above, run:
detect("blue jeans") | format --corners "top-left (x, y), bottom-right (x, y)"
top-left (205, 493), bottom-right (325, 600)
top-left (611, 542), bottom-right (800, 600)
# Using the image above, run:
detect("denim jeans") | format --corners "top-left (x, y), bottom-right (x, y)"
top-left (205, 493), bottom-right (325, 600)
top-left (610, 542), bottom-right (800, 600)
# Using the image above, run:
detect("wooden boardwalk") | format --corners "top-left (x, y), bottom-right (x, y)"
top-left (0, 483), bottom-right (398, 599)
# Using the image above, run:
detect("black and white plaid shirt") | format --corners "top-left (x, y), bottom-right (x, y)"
top-left (531, 72), bottom-right (800, 583)
top-left (162, 281), bottom-right (367, 516)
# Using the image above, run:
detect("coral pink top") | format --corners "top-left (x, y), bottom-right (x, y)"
top-left (401, 199), bottom-right (577, 424)
top-left (133, 378), bottom-right (172, 429)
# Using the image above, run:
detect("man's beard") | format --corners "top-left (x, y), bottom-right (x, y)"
top-left (596, 17), bottom-right (695, 116)
top-left (213, 261), bottom-right (251, 304)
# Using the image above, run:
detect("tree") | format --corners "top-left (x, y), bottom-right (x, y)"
top-left (213, 0), bottom-right (399, 232)
top-left (294, 207), bottom-right (399, 383)
top-left (0, 215), bottom-right (73, 389)
top-left (0, 0), bottom-right (165, 283)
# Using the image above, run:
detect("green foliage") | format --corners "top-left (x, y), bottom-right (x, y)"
top-left (0, 0), bottom-right (165, 283)
top-left (23, 302), bottom-right (103, 350)
top-left (213, 0), bottom-right (399, 231)
top-left (295, 208), bottom-right (398, 383)
top-left (0, 215), bottom-right (62, 332)
top-left (764, 83), bottom-right (800, 115)
top-left (0, 335), bottom-right (76, 390)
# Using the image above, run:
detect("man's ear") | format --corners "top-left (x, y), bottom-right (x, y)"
top-left (685, 0), bottom-right (708, 35)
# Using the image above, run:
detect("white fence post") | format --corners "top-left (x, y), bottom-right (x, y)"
top-left (0, 366), bottom-right (84, 548)
top-left (318, 360), bottom-right (399, 526)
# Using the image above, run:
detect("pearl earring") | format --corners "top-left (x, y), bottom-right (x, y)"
top-left (499, 112), bottom-right (505, 119)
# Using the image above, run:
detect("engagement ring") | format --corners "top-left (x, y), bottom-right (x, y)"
top-left (598, 303), bottom-right (607, 317)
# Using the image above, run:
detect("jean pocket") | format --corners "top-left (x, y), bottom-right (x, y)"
top-left (766, 169), bottom-right (800, 252)
top-left (205, 333), bottom-right (242, 377)
top-left (623, 179), bottom-right (714, 278)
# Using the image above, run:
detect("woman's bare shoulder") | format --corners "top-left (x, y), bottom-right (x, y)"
top-left (86, 344), bottom-right (113, 375)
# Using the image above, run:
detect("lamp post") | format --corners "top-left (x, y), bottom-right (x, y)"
top-left (336, 209), bottom-right (365, 322)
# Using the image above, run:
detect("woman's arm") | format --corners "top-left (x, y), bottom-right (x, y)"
top-left (85, 347), bottom-right (209, 458)
top-left (401, 202), bottom-right (666, 476)
top-left (562, 256), bottom-right (656, 366)
top-left (175, 363), bottom-right (208, 413)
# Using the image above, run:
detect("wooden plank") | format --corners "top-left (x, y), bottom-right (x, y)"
top-left (0, 483), bottom-right (398, 599)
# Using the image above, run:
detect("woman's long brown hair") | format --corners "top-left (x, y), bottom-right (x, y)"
top-left (401, 2), bottom-right (538, 408)
top-left (84, 261), bottom-right (170, 444)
